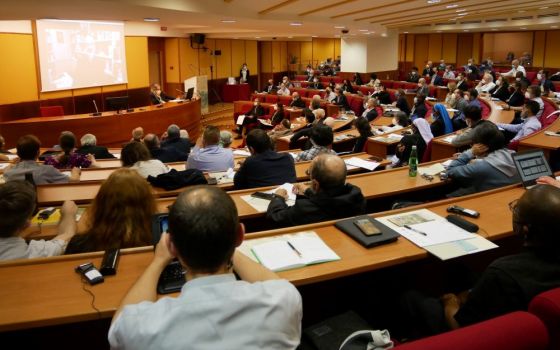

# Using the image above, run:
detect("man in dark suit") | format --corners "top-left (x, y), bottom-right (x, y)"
top-left (289, 92), bottom-right (306, 108)
top-left (266, 154), bottom-right (366, 227)
top-left (161, 124), bottom-right (191, 155)
top-left (407, 67), bottom-right (420, 83)
top-left (144, 133), bottom-right (187, 163)
top-left (262, 79), bottom-right (275, 93)
top-left (430, 67), bottom-right (444, 86)
top-left (422, 61), bottom-right (433, 77)
top-left (333, 88), bottom-right (350, 111)
top-left (309, 78), bottom-right (322, 89)
top-left (76, 133), bottom-right (115, 159)
top-left (150, 83), bottom-right (174, 105)
top-left (538, 71), bottom-right (556, 93)
top-left (233, 129), bottom-right (296, 190)
top-left (236, 98), bottom-right (266, 138)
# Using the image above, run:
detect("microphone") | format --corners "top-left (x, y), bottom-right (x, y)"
top-left (91, 100), bottom-right (101, 116)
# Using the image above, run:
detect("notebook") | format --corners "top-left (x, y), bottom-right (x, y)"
top-left (247, 231), bottom-right (340, 272)
top-left (151, 213), bottom-right (186, 294)
top-left (334, 215), bottom-right (399, 248)
top-left (511, 149), bottom-right (553, 188)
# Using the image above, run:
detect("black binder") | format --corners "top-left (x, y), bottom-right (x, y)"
top-left (334, 216), bottom-right (399, 248)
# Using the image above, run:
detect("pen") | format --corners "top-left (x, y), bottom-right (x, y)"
top-left (404, 224), bottom-right (428, 236)
top-left (287, 242), bottom-right (302, 257)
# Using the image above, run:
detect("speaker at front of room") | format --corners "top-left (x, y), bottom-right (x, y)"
top-left (214, 50), bottom-right (222, 56)
top-left (191, 33), bottom-right (205, 45)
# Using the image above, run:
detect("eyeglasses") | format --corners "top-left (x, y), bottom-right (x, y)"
top-left (421, 173), bottom-right (434, 182)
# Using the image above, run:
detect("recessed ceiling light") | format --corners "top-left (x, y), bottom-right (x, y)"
top-left (255, 36), bottom-right (261, 39)
top-left (359, 29), bottom-right (369, 32)
top-left (458, 12), bottom-right (468, 16)
top-left (551, 25), bottom-right (559, 28)
top-left (350, 33), bottom-right (357, 36)
top-left (404, 31), bottom-right (409, 33)
top-left (463, 29), bottom-right (469, 32)
top-left (288, 36), bottom-right (293, 38)
top-left (436, 30), bottom-right (442, 32)
top-left (381, 33), bottom-right (387, 37)
top-left (221, 19), bottom-right (236, 23)
top-left (290, 22), bottom-right (303, 26)
top-left (311, 35), bottom-right (318, 38)
top-left (518, 10), bottom-right (526, 13)
top-left (449, 18), bottom-right (457, 21)
top-left (334, 26), bottom-right (345, 29)
top-left (233, 37), bottom-right (239, 39)
top-left (456, 9), bottom-right (466, 12)
top-left (143, 17), bottom-right (160, 22)
top-left (520, 27), bottom-right (527, 29)
top-left (427, 0), bottom-right (441, 3)
top-left (491, 28), bottom-right (498, 31)
top-left (540, 6), bottom-right (549, 9)
top-left (446, 4), bottom-right (459, 8)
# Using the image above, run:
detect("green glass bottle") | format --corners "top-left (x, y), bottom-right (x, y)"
top-left (409, 145), bottom-right (418, 177)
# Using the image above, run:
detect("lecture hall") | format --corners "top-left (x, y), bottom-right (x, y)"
top-left (1, 0), bottom-right (560, 349)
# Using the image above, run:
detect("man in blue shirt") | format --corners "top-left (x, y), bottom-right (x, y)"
top-left (186, 126), bottom-right (234, 172)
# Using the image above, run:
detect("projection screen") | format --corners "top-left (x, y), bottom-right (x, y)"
top-left (36, 19), bottom-right (128, 92)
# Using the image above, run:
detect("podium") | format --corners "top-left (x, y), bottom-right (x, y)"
top-left (184, 76), bottom-right (208, 114)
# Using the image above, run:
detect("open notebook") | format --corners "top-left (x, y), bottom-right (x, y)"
top-left (242, 231), bottom-right (340, 272)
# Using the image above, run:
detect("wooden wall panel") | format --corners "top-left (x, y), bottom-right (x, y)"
top-left (178, 38), bottom-right (199, 81)
top-left (544, 30), bottom-right (560, 68)
top-left (405, 34), bottom-right (415, 62)
top-left (231, 40), bottom-right (246, 77)
top-left (260, 41), bottom-right (272, 73)
top-left (280, 41), bottom-right (288, 72)
top-left (288, 42), bottom-right (301, 64)
top-left (472, 32), bottom-right (481, 63)
top-left (456, 33), bottom-right (474, 67)
top-left (312, 38), bottom-right (336, 64)
top-left (124, 37), bottom-right (150, 89)
top-left (481, 32), bottom-right (532, 64)
top-left (215, 39), bottom-right (232, 79)
top-left (334, 39), bottom-right (341, 59)
top-left (0, 34), bottom-right (37, 104)
top-left (428, 34), bottom-right (442, 63)
top-left (245, 40), bottom-right (258, 74)
top-left (442, 33), bottom-right (457, 64)
top-left (164, 38), bottom-right (180, 83)
top-left (413, 34), bottom-right (429, 71)
top-left (533, 31), bottom-right (546, 68)
top-left (271, 41), bottom-right (281, 73)
top-left (301, 42), bottom-right (312, 66)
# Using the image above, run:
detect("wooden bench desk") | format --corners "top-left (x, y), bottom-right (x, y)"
top-left (518, 114), bottom-right (560, 159)
top-left (0, 183), bottom-right (525, 332)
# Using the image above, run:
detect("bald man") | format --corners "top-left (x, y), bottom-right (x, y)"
top-left (143, 133), bottom-right (187, 163)
top-left (289, 92), bottom-right (306, 108)
top-left (501, 59), bottom-right (526, 77)
top-left (266, 154), bottom-right (366, 227)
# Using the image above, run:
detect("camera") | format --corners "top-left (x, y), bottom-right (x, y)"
top-left (341, 29), bottom-right (349, 34)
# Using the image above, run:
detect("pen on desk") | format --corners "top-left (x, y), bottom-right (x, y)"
top-left (287, 241), bottom-right (302, 257)
top-left (404, 225), bottom-right (428, 236)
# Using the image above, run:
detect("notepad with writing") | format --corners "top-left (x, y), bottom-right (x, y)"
top-left (250, 232), bottom-right (340, 272)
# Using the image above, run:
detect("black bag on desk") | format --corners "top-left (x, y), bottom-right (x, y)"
top-left (147, 169), bottom-right (207, 190)
top-left (334, 216), bottom-right (399, 248)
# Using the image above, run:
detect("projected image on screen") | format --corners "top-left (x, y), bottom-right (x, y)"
top-left (36, 19), bottom-right (128, 92)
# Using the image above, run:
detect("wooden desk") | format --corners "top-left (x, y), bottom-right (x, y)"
top-left (275, 116), bottom-right (356, 151)
top-left (365, 127), bottom-right (410, 159)
top-left (0, 100), bottom-right (201, 148)
top-left (0, 184), bottom-right (524, 331)
top-left (430, 97), bottom-right (516, 160)
top-left (518, 110), bottom-right (560, 159)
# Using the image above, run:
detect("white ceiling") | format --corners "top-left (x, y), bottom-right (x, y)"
top-left (1, 0), bottom-right (559, 39)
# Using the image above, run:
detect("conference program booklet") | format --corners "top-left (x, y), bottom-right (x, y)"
top-left (239, 231), bottom-right (340, 272)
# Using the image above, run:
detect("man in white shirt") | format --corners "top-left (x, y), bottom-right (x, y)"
top-left (501, 59), bottom-right (526, 77)
top-left (277, 83), bottom-right (291, 96)
top-left (475, 73), bottom-right (496, 93)
top-left (109, 186), bottom-right (302, 350)
top-left (0, 181), bottom-right (77, 260)
top-left (497, 100), bottom-right (542, 143)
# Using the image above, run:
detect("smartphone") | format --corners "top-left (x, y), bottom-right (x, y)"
top-left (447, 205), bottom-right (480, 218)
top-left (354, 218), bottom-right (382, 236)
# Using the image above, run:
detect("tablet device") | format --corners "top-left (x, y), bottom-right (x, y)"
top-left (185, 87), bottom-right (194, 100)
top-left (151, 213), bottom-right (186, 294)
top-left (511, 150), bottom-right (553, 188)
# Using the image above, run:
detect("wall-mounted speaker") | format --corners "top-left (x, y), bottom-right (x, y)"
top-left (191, 33), bottom-right (206, 45)
top-left (214, 50), bottom-right (222, 56)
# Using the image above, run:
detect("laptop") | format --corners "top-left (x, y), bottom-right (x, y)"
top-left (151, 213), bottom-right (186, 294)
top-left (185, 87), bottom-right (194, 100)
top-left (512, 149), bottom-right (554, 188)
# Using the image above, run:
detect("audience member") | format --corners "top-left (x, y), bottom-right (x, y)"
top-left (407, 67), bottom-right (420, 83)
top-left (464, 58), bottom-right (479, 80)
top-left (296, 125), bottom-right (336, 162)
top-left (422, 61), bottom-right (433, 76)
top-left (219, 131), bottom-right (233, 148)
top-left (76, 134), bottom-right (115, 159)
top-left (416, 78), bottom-right (429, 97)
top-left (305, 65), bottom-right (314, 81)
top-left (289, 109), bottom-right (316, 149)
top-left (505, 81), bottom-right (527, 108)
top-left (108, 186), bottom-right (302, 349)
top-left (121, 141), bottom-right (169, 178)
top-left (235, 98), bottom-right (265, 138)
top-left (445, 82), bottom-right (457, 106)
top-left (430, 67), bottom-right (443, 86)
top-left (4, 135), bottom-right (80, 184)
top-left (310, 95), bottom-right (322, 110)
top-left (0, 181), bottom-right (77, 260)
top-left (187, 126), bottom-right (234, 172)
top-left (239, 63), bottom-right (249, 83)
top-left (352, 117), bottom-right (374, 153)
top-left (362, 98), bottom-right (379, 122)
top-left (455, 73), bottom-right (468, 91)
top-left (309, 77), bottom-right (322, 90)
top-left (475, 73), bottom-right (496, 93)
top-left (375, 85), bottom-right (392, 105)
top-left (394, 118), bottom-right (432, 167)
top-left (367, 73), bottom-right (381, 87)
top-left (143, 133), bottom-right (187, 163)
top-left (498, 100), bottom-right (542, 144)
top-left (464, 88), bottom-right (481, 109)
top-left (451, 105), bottom-right (489, 148)
top-left (161, 124), bottom-right (191, 155)
top-left (341, 79), bottom-right (355, 93)
top-left (393, 89), bottom-right (411, 116)
top-left (267, 154), bottom-right (366, 227)
top-left (277, 83), bottom-right (291, 96)
top-left (333, 88), bottom-right (350, 111)
top-left (446, 123), bottom-right (520, 197)
top-left (430, 104), bottom-right (454, 137)
top-left (262, 78), bottom-right (275, 93)
top-left (290, 92), bottom-right (306, 108)
top-left (65, 169), bottom-right (155, 254)
top-left (353, 72), bottom-right (363, 86)
top-left (268, 119), bottom-right (293, 148)
top-left (376, 112), bottom-right (409, 135)
top-left (410, 94), bottom-right (427, 121)
top-left (537, 70), bottom-right (556, 93)
top-left (0, 135), bottom-right (13, 161)
top-left (442, 66), bottom-right (455, 79)
top-left (131, 127), bottom-right (144, 142)
top-left (234, 130), bottom-right (296, 190)
top-left (44, 131), bottom-right (95, 169)
top-left (324, 86), bottom-right (336, 102)
top-left (490, 76), bottom-right (510, 102)
top-left (501, 59), bottom-right (526, 77)
top-left (150, 83), bottom-right (174, 104)
top-left (451, 88), bottom-right (469, 130)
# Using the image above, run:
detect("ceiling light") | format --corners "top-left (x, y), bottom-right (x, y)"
top-left (540, 6), bottom-right (549, 9)
top-left (381, 33), bottom-right (387, 37)
top-left (463, 29), bottom-right (469, 32)
top-left (449, 18), bottom-right (457, 21)
top-left (446, 4), bottom-right (459, 8)
top-left (221, 19), bottom-right (236, 23)
top-left (404, 31), bottom-right (409, 33)
top-left (458, 12), bottom-right (468, 16)
top-left (551, 25), bottom-right (559, 28)
top-left (456, 9), bottom-right (466, 12)
top-left (518, 10), bottom-right (526, 13)
top-left (334, 26), bottom-right (345, 29)
top-left (143, 17), bottom-right (160, 22)
top-left (427, 0), bottom-right (441, 4)
top-left (359, 29), bottom-right (369, 32)
top-left (311, 35), bottom-right (318, 38)
top-left (255, 36), bottom-right (261, 39)
top-left (436, 30), bottom-right (442, 32)
top-left (288, 36), bottom-right (293, 38)
top-left (290, 22), bottom-right (303, 26)
top-left (520, 27), bottom-right (527, 29)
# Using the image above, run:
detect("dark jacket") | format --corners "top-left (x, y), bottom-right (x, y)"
top-left (376, 91), bottom-right (392, 105)
top-left (233, 150), bottom-right (296, 190)
top-left (290, 98), bottom-right (306, 108)
top-left (396, 133), bottom-right (426, 165)
top-left (352, 132), bottom-right (373, 153)
top-left (541, 79), bottom-right (556, 92)
top-left (150, 147), bottom-right (188, 163)
top-left (150, 91), bottom-right (174, 105)
top-left (161, 137), bottom-right (191, 155)
top-left (334, 94), bottom-right (350, 111)
top-left (490, 85), bottom-right (510, 102)
top-left (75, 145), bottom-right (115, 159)
top-left (431, 74), bottom-right (444, 86)
top-left (246, 105), bottom-right (266, 118)
top-left (407, 72), bottom-right (420, 83)
top-left (411, 103), bottom-right (427, 120)
top-left (396, 96), bottom-right (411, 116)
top-left (262, 83), bottom-right (275, 93)
top-left (147, 169), bottom-right (207, 190)
top-left (507, 90), bottom-right (525, 107)
top-left (364, 109), bottom-right (378, 122)
top-left (456, 80), bottom-right (468, 92)
top-left (341, 83), bottom-right (355, 94)
top-left (309, 82), bottom-right (323, 89)
top-left (266, 184), bottom-right (366, 227)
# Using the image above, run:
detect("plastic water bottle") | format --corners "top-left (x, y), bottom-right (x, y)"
top-left (409, 145), bottom-right (418, 177)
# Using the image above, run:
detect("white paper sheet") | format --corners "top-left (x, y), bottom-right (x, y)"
top-left (236, 114), bottom-right (246, 125)
top-left (344, 157), bottom-right (380, 171)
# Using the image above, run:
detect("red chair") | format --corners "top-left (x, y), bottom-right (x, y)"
top-left (530, 287), bottom-right (560, 350)
top-left (349, 97), bottom-right (364, 116)
top-left (40, 105), bottom-right (64, 117)
top-left (396, 311), bottom-right (549, 350)
top-left (232, 102), bottom-right (253, 125)
top-left (428, 86), bottom-right (437, 97)
top-left (526, 71), bottom-right (537, 82)
top-left (421, 140), bottom-right (432, 163)
top-left (277, 95), bottom-right (292, 106)
top-left (264, 94), bottom-right (278, 104)
top-left (540, 102), bottom-right (559, 128)
top-left (479, 98), bottom-right (491, 119)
